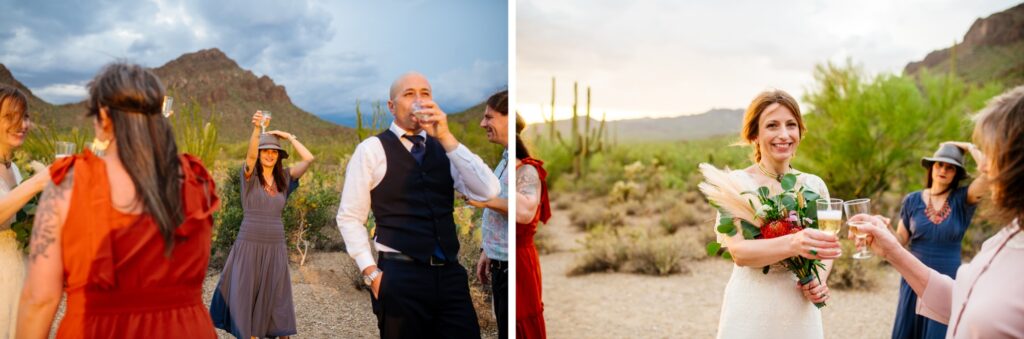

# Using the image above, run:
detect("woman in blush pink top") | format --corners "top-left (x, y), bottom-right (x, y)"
top-left (851, 85), bottom-right (1024, 339)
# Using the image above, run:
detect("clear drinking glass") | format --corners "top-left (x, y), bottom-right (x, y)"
top-left (55, 141), bottom-right (75, 159)
top-left (844, 198), bottom-right (873, 259)
top-left (162, 96), bottom-right (174, 118)
top-left (816, 198), bottom-right (844, 236)
top-left (261, 111), bottom-right (272, 134)
top-left (412, 101), bottom-right (429, 121)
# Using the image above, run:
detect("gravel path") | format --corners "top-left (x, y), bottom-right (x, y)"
top-left (539, 206), bottom-right (901, 339)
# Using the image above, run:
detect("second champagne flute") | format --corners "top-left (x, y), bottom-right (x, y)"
top-left (844, 198), bottom-right (873, 259)
top-left (261, 111), bottom-right (272, 134)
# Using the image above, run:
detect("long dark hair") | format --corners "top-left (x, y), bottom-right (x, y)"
top-left (254, 150), bottom-right (287, 194)
top-left (515, 113), bottom-right (531, 160)
top-left (86, 62), bottom-right (183, 253)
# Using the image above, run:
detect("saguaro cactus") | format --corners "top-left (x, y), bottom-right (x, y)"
top-left (552, 80), bottom-right (606, 179)
top-left (355, 99), bottom-right (387, 141)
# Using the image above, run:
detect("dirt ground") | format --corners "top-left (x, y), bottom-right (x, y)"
top-left (538, 207), bottom-right (902, 339)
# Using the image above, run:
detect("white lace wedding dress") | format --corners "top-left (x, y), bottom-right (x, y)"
top-left (715, 170), bottom-right (829, 339)
top-left (0, 164), bottom-right (25, 339)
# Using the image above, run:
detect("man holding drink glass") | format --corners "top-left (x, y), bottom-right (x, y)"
top-left (336, 72), bottom-right (500, 338)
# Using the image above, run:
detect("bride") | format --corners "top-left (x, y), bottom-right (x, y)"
top-left (0, 85), bottom-right (49, 338)
top-left (714, 90), bottom-right (841, 339)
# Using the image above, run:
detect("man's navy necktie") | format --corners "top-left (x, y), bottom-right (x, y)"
top-left (401, 134), bottom-right (446, 260)
top-left (402, 134), bottom-right (426, 165)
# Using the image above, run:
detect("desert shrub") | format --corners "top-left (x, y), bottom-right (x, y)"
top-left (569, 225), bottom-right (631, 275)
top-left (569, 202), bottom-right (624, 230)
top-left (283, 171), bottom-right (341, 265)
top-left (533, 222), bottom-right (556, 255)
top-left (571, 226), bottom-right (698, 276)
top-left (210, 165), bottom-right (244, 268)
top-left (827, 240), bottom-right (882, 290)
top-left (169, 99), bottom-right (219, 166)
top-left (620, 199), bottom-right (644, 216)
top-left (625, 233), bottom-right (685, 276)
top-left (660, 202), bottom-right (704, 234)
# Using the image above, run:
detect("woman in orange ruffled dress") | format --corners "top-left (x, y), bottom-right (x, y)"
top-left (17, 62), bottom-right (219, 338)
top-left (515, 115), bottom-right (550, 339)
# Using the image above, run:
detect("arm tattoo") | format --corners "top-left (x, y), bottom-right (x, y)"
top-left (29, 170), bottom-right (72, 263)
top-left (517, 166), bottom-right (540, 198)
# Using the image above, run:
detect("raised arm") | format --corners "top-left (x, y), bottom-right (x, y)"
top-left (267, 130), bottom-right (315, 179)
top-left (416, 100), bottom-right (500, 200)
top-left (850, 214), bottom-right (945, 320)
top-left (17, 169), bottom-right (72, 339)
top-left (943, 141), bottom-right (990, 205)
top-left (244, 111), bottom-right (264, 178)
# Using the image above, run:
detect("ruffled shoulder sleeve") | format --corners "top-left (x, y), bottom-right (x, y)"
top-left (49, 153), bottom-right (80, 185)
top-left (178, 153), bottom-right (220, 231)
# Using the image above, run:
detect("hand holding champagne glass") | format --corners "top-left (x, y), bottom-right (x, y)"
top-left (844, 198), bottom-right (874, 259)
top-left (261, 111), bottom-right (272, 134)
top-left (816, 198), bottom-right (844, 236)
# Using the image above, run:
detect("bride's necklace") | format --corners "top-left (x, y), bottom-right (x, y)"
top-left (757, 162), bottom-right (790, 182)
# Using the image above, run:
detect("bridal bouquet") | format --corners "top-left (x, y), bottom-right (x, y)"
top-left (697, 163), bottom-right (827, 308)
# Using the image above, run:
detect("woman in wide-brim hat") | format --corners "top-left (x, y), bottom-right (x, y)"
top-left (209, 110), bottom-right (315, 339)
top-left (889, 142), bottom-right (990, 339)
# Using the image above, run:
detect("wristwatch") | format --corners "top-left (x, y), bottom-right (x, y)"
top-left (363, 268), bottom-right (382, 286)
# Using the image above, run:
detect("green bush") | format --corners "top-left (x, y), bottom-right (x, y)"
top-left (796, 61), bottom-right (1002, 204)
top-left (283, 171), bottom-right (342, 265)
top-left (210, 165), bottom-right (244, 268)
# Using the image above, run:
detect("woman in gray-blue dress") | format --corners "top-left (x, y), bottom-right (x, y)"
top-left (891, 142), bottom-right (988, 339)
top-left (210, 111), bottom-right (315, 338)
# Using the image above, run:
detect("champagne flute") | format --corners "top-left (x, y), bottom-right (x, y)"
top-left (55, 141), bottom-right (75, 159)
top-left (816, 198), bottom-right (844, 236)
top-left (162, 96), bottom-right (174, 118)
top-left (844, 198), bottom-right (873, 259)
top-left (261, 111), bottom-right (272, 134)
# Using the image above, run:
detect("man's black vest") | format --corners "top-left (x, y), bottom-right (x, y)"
top-left (370, 131), bottom-right (459, 262)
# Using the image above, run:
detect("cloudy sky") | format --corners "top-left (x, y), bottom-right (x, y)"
top-left (0, 0), bottom-right (508, 125)
top-left (517, 0), bottom-right (1020, 122)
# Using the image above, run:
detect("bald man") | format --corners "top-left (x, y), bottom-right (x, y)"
top-left (336, 72), bottom-right (500, 338)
